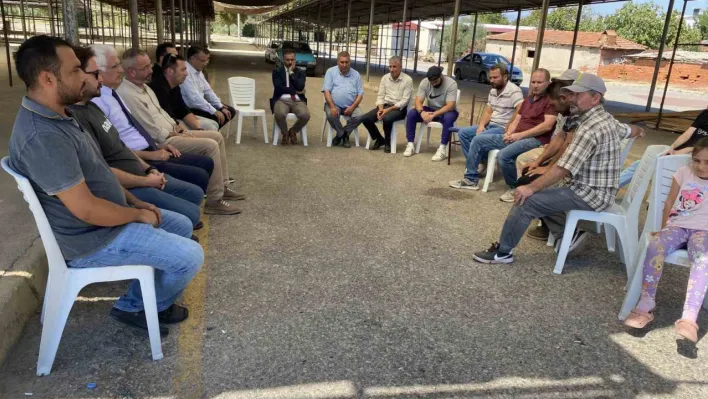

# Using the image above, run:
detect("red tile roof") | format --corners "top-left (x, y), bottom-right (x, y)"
top-left (486, 29), bottom-right (646, 51)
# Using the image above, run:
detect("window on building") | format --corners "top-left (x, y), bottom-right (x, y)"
top-left (527, 50), bottom-right (535, 58)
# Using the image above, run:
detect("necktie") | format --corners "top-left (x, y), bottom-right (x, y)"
top-left (111, 89), bottom-right (158, 150)
top-left (286, 69), bottom-right (295, 101)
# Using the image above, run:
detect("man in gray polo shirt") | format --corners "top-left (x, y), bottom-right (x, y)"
top-left (8, 36), bottom-right (203, 333)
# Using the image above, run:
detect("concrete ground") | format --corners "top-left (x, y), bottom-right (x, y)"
top-left (0, 41), bottom-right (706, 398)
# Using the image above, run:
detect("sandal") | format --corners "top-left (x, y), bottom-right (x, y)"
top-left (675, 319), bottom-right (699, 343)
top-left (624, 309), bottom-right (655, 329)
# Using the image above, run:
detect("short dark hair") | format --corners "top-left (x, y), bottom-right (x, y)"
top-left (693, 137), bottom-right (708, 157)
top-left (545, 80), bottom-right (570, 100)
top-left (337, 51), bottom-right (350, 59)
top-left (14, 35), bottom-right (71, 89)
top-left (187, 46), bottom-right (209, 59)
top-left (162, 53), bottom-right (185, 71)
top-left (490, 62), bottom-right (508, 77)
top-left (282, 48), bottom-right (295, 57)
top-left (73, 46), bottom-right (95, 70)
top-left (156, 42), bottom-right (176, 62)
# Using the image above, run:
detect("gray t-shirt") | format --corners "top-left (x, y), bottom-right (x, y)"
top-left (9, 97), bottom-right (127, 260)
top-left (68, 103), bottom-right (146, 176)
top-left (416, 76), bottom-right (458, 110)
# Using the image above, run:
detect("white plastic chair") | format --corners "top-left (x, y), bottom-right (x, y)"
top-left (272, 113), bottom-right (308, 146)
top-left (414, 89), bottom-right (461, 154)
top-left (320, 114), bottom-right (361, 147)
top-left (552, 145), bottom-right (667, 276)
top-left (227, 77), bottom-right (268, 144)
top-left (364, 120), bottom-right (405, 154)
top-left (482, 149), bottom-right (500, 193)
top-left (1, 157), bottom-right (163, 376)
top-left (618, 153), bottom-right (708, 319)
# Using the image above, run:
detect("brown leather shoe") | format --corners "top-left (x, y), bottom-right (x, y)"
top-left (288, 128), bottom-right (298, 144)
top-left (223, 187), bottom-right (246, 201)
top-left (280, 130), bottom-right (289, 145)
top-left (204, 199), bottom-right (241, 215)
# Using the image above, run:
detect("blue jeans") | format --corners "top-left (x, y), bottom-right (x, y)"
top-left (67, 209), bottom-right (204, 313)
top-left (129, 174), bottom-right (203, 227)
top-left (619, 160), bottom-right (639, 188)
top-left (464, 134), bottom-right (542, 187)
top-left (459, 123), bottom-right (505, 159)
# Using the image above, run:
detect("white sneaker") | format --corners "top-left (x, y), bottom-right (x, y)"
top-left (431, 145), bottom-right (447, 162)
top-left (499, 188), bottom-right (515, 203)
top-left (403, 142), bottom-right (415, 157)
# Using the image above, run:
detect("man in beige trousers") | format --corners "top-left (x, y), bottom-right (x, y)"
top-left (117, 48), bottom-right (244, 215)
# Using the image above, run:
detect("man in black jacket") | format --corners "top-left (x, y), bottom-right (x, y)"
top-left (270, 48), bottom-right (310, 145)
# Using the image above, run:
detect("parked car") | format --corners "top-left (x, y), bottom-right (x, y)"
top-left (265, 40), bottom-right (281, 63)
top-left (454, 52), bottom-right (523, 86)
top-left (274, 41), bottom-right (317, 76)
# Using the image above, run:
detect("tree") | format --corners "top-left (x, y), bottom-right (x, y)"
top-left (696, 10), bottom-right (708, 40)
top-left (442, 16), bottom-right (488, 59)
top-left (218, 11), bottom-right (238, 36)
top-left (242, 23), bottom-right (256, 38)
top-left (604, 2), bottom-right (689, 49)
top-left (519, 6), bottom-right (604, 31)
top-left (477, 13), bottom-right (509, 25)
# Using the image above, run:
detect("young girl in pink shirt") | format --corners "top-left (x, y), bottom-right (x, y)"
top-left (625, 138), bottom-right (708, 350)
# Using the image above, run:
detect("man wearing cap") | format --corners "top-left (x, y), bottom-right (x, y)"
top-left (403, 66), bottom-right (459, 161)
top-left (471, 73), bottom-right (645, 264)
top-left (450, 68), bottom-right (556, 202)
top-left (323, 51), bottom-right (364, 148)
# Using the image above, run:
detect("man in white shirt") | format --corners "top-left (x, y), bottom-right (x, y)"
top-left (358, 56), bottom-right (412, 153)
top-left (181, 46), bottom-right (236, 129)
top-left (117, 48), bottom-right (243, 216)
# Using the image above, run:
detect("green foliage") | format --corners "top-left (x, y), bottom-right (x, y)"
top-left (603, 2), bottom-right (693, 49)
top-left (212, 11), bottom-right (245, 36)
top-left (442, 16), bottom-right (488, 59)
top-left (477, 13), bottom-right (509, 25)
top-left (242, 23), bottom-right (256, 38)
top-left (696, 10), bottom-right (708, 40)
top-left (519, 7), bottom-right (604, 32)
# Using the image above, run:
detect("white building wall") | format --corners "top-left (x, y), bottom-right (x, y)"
top-left (485, 40), bottom-right (601, 74)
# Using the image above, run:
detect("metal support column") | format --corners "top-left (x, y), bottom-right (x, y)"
top-left (446, 0), bottom-right (461, 76)
top-left (19, 0), bottom-right (27, 40)
top-left (129, 0), bottom-right (139, 48)
top-left (61, 0), bottom-right (80, 44)
top-left (437, 14), bottom-right (444, 67)
top-left (568, 0), bottom-right (583, 68)
top-left (328, 0), bottom-right (334, 67)
top-left (179, 0), bottom-right (184, 55)
top-left (170, 0), bottom-right (176, 43)
top-left (532, 0), bottom-right (550, 71)
top-left (345, 0), bottom-right (352, 51)
top-left (156, 0), bottom-right (164, 43)
top-left (646, 0), bottom-right (675, 111)
top-left (413, 17), bottom-right (421, 74)
top-left (510, 8), bottom-right (521, 73)
top-left (467, 12), bottom-right (478, 79)
top-left (657, 0), bottom-right (688, 127)
top-left (365, 0), bottom-right (374, 80)
top-left (47, 0), bottom-right (56, 36)
top-left (398, 0), bottom-right (408, 57)
top-left (1, 0), bottom-right (12, 86)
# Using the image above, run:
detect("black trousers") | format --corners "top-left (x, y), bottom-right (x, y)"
top-left (149, 153), bottom-right (214, 194)
top-left (360, 105), bottom-right (407, 144)
top-left (190, 105), bottom-right (237, 129)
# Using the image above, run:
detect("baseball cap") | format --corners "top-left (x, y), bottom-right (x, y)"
top-left (563, 73), bottom-right (607, 95)
top-left (552, 69), bottom-right (580, 83)
top-left (426, 66), bottom-right (443, 80)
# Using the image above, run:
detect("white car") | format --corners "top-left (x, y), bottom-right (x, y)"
top-left (265, 41), bottom-right (281, 64)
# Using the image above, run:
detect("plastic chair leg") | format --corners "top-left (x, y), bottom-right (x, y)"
top-left (547, 234), bottom-right (556, 247)
top-left (426, 127), bottom-right (431, 147)
top-left (352, 128), bottom-right (360, 147)
top-left (138, 274), bottom-right (164, 361)
top-left (391, 126), bottom-right (397, 154)
top-left (235, 114), bottom-right (243, 144)
top-left (618, 236), bottom-right (649, 320)
top-left (252, 116), bottom-right (257, 137)
top-left (605, 224), bottom-right (617, 253)
top-left (301, 126), bottom-right (308, 147)
top-left (36, 279), bottom-right (80, 376)
top-left (326, 125), bottom-right (333, 147)
top-left (320, 118), bottom-right (326, 142)
top-left (261, 115), bottom-right (269, 144)
top-left (553, 215), bottom-right (581, 274)
top-left (272, 119), bottom-right (280, 146)
top-left (482, 151), bottom-right (498, 193)
top-left (225, 119), bottom-right (231, 138)
top-left (414, 124), bottom-right (425, 154)
top-left (365, 135), bottom-right (371, 150)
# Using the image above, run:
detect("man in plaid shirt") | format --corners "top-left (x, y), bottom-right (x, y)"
top-left (473, 74), bottom-right (645, 264)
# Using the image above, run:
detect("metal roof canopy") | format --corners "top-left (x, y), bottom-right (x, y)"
top-left (264, 0), bottom-right (623, 26)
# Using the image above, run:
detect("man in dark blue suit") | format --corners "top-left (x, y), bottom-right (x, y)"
top-left (270, 49), bottom-right (310, 145)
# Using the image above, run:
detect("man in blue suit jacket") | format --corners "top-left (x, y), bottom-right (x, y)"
top-left (270, 49), bottom-right (310, 145)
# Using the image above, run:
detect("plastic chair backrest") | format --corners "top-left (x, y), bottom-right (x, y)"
top-left (619, 137), bottom-right (635, 166)
top-left (643, 154), bottom-right (692, 235)
top-left (619, 145), bottom-right (668, 217)
top-left (1, 157), bottom-right (67, 273)
top-left (227, 77), bottom-right (255, 109)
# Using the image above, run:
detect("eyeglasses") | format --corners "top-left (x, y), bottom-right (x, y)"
top-left (84, 69), bottom-right (100, 80)
top-left (194, 56), bottom-right (209, 64)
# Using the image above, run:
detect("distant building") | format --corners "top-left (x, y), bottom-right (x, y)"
top-left (685, 7), bottom-right (703, 28)
top-left (485, 29), bottom-right (646, 73)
